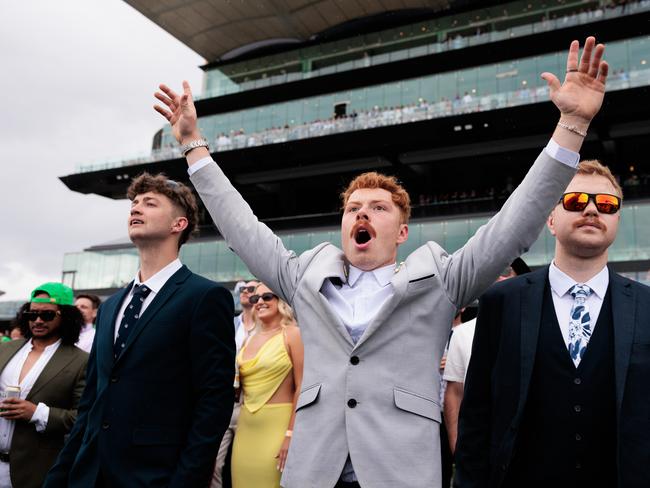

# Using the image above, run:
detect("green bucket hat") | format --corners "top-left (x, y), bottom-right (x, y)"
top-left (30, 282), bottom-right (74, 306)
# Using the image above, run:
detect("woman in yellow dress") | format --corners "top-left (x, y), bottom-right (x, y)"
top-left (231, 283), bottom-right (304, 488)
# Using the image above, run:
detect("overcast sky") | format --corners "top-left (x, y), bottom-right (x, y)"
top-left (0, 0), bottom-right (205, 300)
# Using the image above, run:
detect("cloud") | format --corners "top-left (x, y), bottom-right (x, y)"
top-left (0, 0), bottom-right (204, 299)
top-left (0, 262), bottom-right (58, 301)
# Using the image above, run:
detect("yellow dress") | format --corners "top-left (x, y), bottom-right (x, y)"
top-left (231, 332), bottom-right (293, 488)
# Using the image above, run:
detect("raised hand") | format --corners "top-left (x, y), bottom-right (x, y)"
top-left (154, 81), bottom-right (201, 145)
top-left (541, 37), bottom-right (608, 128)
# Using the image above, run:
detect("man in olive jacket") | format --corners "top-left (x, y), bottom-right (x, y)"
top-left (0, 283), bottom-right (87, 488)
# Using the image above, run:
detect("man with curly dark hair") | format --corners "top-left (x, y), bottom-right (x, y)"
top-left (0, 282), bottom-right (88, 488)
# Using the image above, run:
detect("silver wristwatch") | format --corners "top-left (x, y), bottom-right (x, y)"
top-left (180, 138), bottom-right (209, 156)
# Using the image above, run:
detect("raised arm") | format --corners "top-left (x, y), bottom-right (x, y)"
top-left (154, 82), bottom-right (303, 301)
top-left (441, 37), bottom-right (608, 307)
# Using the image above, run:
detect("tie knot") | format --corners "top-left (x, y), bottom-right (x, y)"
top-left (569, 284), bottom-right (591, 299)
top-left (133, 284), bottom-right (152, 298)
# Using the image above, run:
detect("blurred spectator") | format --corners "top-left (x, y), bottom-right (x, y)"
top-left (74, 294), bottom-right (100, 353)
top-left (211, 279), bottom-right (259, 488)
top-left (443, 258), bottom-right (530, 455)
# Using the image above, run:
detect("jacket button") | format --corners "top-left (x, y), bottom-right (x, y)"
top-left (347, 399), bottom-right (357, 408)
top-left (110, 376), bottom-right (118, 383)
top-left (102, 422), bottom-right (110, 430)
top-left (574, 404), bottom-right (582, 413)
top-left (574, 377), bottom-right (582, 385)
top-left (350, 356), bottom-right (360, 365)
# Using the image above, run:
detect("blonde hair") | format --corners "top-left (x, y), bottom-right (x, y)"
top-left (577, 160), bottom-right (623, 198)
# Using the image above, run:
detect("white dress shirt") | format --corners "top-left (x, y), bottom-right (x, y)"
top-left (0, 339), bottom-right (61, 452)
top-left (321, 263), bottom-right (396, 343)
top-left (76, 323), bottom-right (95, 353)
top-left (113, 259), bottom-right (182, 341)
top-left (548, 262), bottom-right (609, 349)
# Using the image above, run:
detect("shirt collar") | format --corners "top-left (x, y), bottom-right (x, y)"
top-left (28, 338), bottom-right (62, 352)
top-left (347, 262), bottom-right (395, 288)
top-left (133, 258), bottom-right (182, 294)
top-left (549, 261), bottom-right (609, 299)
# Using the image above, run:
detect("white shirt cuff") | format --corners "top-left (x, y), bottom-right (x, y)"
top-left (29, 402), bottom-right (50, 432)
top-left (545, 138), bottom-right (580, 168)
top-left (187, 157), bottom-right (214, 176)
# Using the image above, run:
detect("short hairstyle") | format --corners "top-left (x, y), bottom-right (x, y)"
top-left (76, 293), bottom-right (101, 310)
top-left (126, 173), bottom-right (199, 248)
top-left (341, 172), bottom-right (411, 224)
top-left (577, 160), bottom-right (623, 198)
top-left (19, 298), bottom-right (84, 346)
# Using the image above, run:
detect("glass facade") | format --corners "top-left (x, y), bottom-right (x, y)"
top-left (63, 201), bottom-right (650, 291)
top-left (78, 35), bottom-right (650, 173)
top-left (164, 36), bottom-right (650, 147)
top-left (201, 0), bottom-right (639, 98)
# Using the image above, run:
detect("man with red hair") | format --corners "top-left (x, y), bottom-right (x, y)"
top-left (155, 37), bottom-right (608, 488)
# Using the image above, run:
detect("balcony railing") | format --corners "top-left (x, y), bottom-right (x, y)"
top-left (76, 68), bottom-right (650, 173)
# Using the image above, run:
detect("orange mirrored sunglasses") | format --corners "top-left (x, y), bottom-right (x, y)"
top-left (559, 192), bottom-right (621, 214)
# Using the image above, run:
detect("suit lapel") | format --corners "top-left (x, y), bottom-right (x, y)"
top-left (517, 268), bottom-right (547, 416)
top-left (312, 247), bottom-right (355, 348)
top-left (0, 340), bottom-right (27, 373)
top-left (27, 345), bottom-right (77, 400)
top-left (609, 269), bottom-right (635, 419)
top-left (354, 263), bottom-right (408, 350)
top-left (114, 266), bottom-right (191, 365)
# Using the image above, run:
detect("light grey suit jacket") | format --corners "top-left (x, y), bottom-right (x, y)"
top-left (191, 149), bottom-right (575, 488)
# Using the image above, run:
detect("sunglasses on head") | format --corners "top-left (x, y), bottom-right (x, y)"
top-left (239, 286), bottom-right (256, 294)
top-left (559, 192), bottom-right (621, 215)
top-left (249, 292), bottom-right (278, 304)
top-left (23, 310), bottom-right (60, 322)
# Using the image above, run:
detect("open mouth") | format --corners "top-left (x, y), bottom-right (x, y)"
top-left (355, 228), bottom-right (372, 245)
top-left (130, 219), bottom-right (144, 226)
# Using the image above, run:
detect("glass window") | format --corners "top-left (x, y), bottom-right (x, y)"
top-left (384, 82), bottom-right (402, 107)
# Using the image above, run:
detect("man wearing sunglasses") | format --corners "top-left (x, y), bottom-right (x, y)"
top-left (45, 174), bottom-right (235, 488)
top-left (455, 161), bottom-right (650, 488)
top-left (157, 36), bottom-right (608, 488)
top-left (0, 282), bottom-right (88, 488)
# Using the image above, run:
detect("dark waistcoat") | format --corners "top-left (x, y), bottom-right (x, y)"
top-left (504, 283), bottom-right (617, 488)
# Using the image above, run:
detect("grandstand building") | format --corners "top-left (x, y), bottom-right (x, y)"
top-left (60, 0), bottom-right (650, 297)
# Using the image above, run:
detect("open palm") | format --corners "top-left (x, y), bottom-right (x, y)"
top-left (154, 81), bottom-right (200, 144)
top-left (542, 37), bottom-right (608, 124)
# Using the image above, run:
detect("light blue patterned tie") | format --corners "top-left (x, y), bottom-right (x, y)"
top-left (568, 284), bottom-right (592, 367)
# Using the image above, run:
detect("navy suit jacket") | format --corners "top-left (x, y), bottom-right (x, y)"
top-left (44, 265), bottom-right (235, 488)
top-left (454, 266), bottom-right (650, 488)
